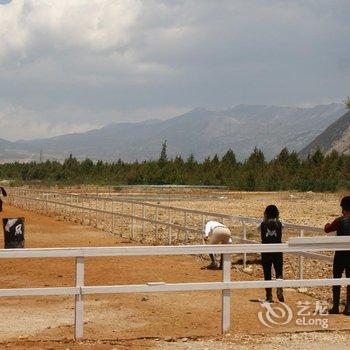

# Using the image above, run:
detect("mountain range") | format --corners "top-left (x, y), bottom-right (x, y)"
top-left (0, 103), bottom-right (346, 162)
top-left (300, 109), bottom-right (350, 157)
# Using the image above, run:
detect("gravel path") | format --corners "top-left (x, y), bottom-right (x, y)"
top-left (155, 331), bottom-right (350, 350)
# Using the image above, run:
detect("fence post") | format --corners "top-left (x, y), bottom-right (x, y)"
top-left (66, 194), bottom-right (69, 218)
top-left (299, 229), bottom-right (304, 279)
top-left (243, 222), bottom-right (247, 269)
top-left (87, 196), bottom-right (91, 226)
top-left (131, 202), bottom-right (135, 239)
top-left (95, 189), bottom-right (98, 228)
top-left (201, 214), bottom-right (206, 244)
top-left (121, 202), bottom-right (125, 237)
top-left (142, 204), bottom-right (145, 238)
top-left (155, 206), bottom-right (159, 242)
top-left (168, 209), bottom-right (172, 245)
top-left (95, 197), bottom-right (98, 228)
top-left (75, 256), bottom-right (84, 339)
top-left (111, 201), bottom-right (115, 234)
top-left (222, 253), bottom-right (231, 334)
top-left (184, 211), bottom-right (188, 243)
top-left (71, 194), bottom-right (73, 220)
top-left (81, 197), bottom-right (84, 224)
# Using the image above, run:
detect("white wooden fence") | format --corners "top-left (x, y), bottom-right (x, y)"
top-left (7, 188), bottom-right (331, 276)
top-left (0, 237), bottom-right (350, 339)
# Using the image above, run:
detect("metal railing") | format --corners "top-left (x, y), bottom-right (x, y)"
top-left (0, 237), bottom-right (349, 339)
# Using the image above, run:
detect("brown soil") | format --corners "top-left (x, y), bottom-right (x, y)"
top-left (0, 202), bottom-right (350, 349)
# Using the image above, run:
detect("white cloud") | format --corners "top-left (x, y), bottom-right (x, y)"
top-left (0, 100), bottom-right (188, 140)
top-left (0, 103), bottom-right (101, 140)
top-left (0, 0), bottom-right (349, 139)
top-left (0, 0), bottom-right (141, 61)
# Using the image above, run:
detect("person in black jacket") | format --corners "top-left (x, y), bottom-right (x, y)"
top-left (0, 186), bottom-right (7, 212)
top-left (324, 196), bottom-right (350, 315)
top-left (259, 205), bottom-right (284, 303)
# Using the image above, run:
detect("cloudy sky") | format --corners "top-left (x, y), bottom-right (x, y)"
top-left (0, 0), bottom-right (349, 140)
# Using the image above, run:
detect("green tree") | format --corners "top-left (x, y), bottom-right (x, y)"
top-left (310, 148), bottom-right (324, 166)
top-left (221, 149), bottom-right (237, 167)
top-left (158, 140), bottom-right (168, 168)
top-left (275, 148), bottom-right (290, 165)
top-left (246, 147), bottom-right (265, 168)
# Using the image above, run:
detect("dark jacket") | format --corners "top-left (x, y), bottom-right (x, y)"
top-left (324, 214), bottom-right (350, 257)
top-left (324, 214), bottom-right (350, 235)
top-left (260, 219), bottom-right (283, 244)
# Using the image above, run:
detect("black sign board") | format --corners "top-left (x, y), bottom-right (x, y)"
top-left (3, 218), bottom-right (25, 249)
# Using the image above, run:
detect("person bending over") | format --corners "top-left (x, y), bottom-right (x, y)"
top-left (203, 220), bottom-right (232, 270)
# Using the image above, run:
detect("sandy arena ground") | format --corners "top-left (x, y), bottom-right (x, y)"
top-left (1, 191), bottom-right (350, 349)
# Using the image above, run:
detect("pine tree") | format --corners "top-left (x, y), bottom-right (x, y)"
top-left (158, 140), bottom-right (168, 168)
top-left (221, 149), bottom-right (237, 167)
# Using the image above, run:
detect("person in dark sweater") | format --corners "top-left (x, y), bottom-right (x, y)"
top-left (259, 205), bottom-right (284, 303)
top-left (324, 196), bottom-right (350, 315)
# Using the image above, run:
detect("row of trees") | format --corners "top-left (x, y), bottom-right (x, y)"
top-left (0, 142), bottom-right (349, 192)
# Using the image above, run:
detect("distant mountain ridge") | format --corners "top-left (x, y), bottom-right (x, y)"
top-left (299, 110), bottom-right (350, 157)
top-left (0, 103), bottom-right (346, 162)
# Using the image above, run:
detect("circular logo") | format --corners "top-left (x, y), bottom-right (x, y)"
top-left (258, 302), bottom-right (293, 328)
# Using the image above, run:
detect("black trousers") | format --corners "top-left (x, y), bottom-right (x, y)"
top-left (333, 252), bottom-right (350, 305)
top-left (261, 252), bottom-right (283, 296)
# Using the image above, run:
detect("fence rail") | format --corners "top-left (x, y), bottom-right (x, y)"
top-left (7, 187), bottom-right (324, 233)
top-left (7, 188), bottom-right (331, 274)
top-left (0, 238), bottom-right (350, 339)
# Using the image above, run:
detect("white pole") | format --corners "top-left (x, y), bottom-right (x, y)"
top-left (111, 201), bottom-right (115, 234)
top-left (184, 211), bottom-right (188, 244)
top-left (95, 197), bottom-right (98, 228)
top-left (222, 253), bottom-right (231, 334)
top-left (243, 222), bottom-right (247, 269)
top-left (202, 214), bottom-right (205, 230)
top-left (142, 204), bottom-right (145, 238)
top-left (155, 206), bottom-right (159, 242)
top-left (95, 188), bottom-right (98, 228)
top-left (131, 203), bottom-right (135, 239)
top-left (68, 194), bottom-right (71, 219)
top-left (74, 256), bottom-right (84, 339)
top-left (89, 208), bottom-right (91, 226)
top-left (81, 197), bottom-right (84, 225)
top-left (168, 209), bottom-right (172, 245)
top-left (121, 202), bottom-right (124, 237)
top-left (299, 229), bottom-right (304, 280)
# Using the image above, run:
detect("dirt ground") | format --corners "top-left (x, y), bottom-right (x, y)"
top-left (169, 191), bottom-right (346, 227)
top-left (1, 192), bottom-right (350, 349)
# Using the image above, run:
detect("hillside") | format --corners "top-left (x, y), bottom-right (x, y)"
top-left (299, 110), bottom-right (350, 157)
top-left (0, 103), bottom-right (346, 162)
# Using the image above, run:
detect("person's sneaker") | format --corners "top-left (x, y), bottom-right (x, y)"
top-left (343, 304), bottom-right (350, 316)
top-left (277, 288), bottom-right (284, 302)
top-left (329, 305), bottom-right (340, 314)
top-left (205, 262), bottom-right (218, 270)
